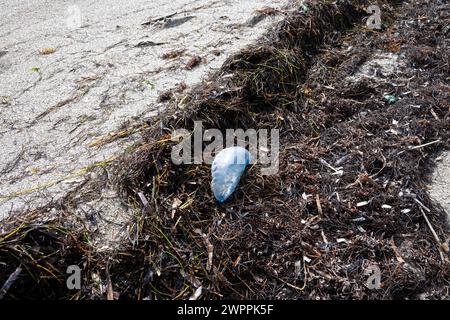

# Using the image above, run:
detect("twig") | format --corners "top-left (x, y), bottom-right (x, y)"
top-left (0, 266), bottom-right (22, 300)
top-left (105, 262), bottom-right (114, 300)
top-left (194, 229), bottom-right (214, 272)
top-left (137, 191), bottom-right (149, 212)
top-left (398, 139), bottom-right (441, 155)
top-left (320, 158), bottom-right (343, 175)
top-left (417, 206), bottom-right (445, 262)
top-left (408, 139), bottom-right (441, 150)
top-left (414, 198), bottom-right (430, 213)
top-left (276, 264), bottom-right (308, 292)
top-left (316, 194), bottom-right (323, 216)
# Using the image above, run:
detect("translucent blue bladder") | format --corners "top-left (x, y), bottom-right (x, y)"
top-left (211, 147), bottom-right (251, 203)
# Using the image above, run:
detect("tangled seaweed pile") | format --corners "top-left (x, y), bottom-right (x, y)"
top-left (1, 0), bottom-right (449, 299)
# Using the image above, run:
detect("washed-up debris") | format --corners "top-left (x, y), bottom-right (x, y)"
top-left (194, 229), bottom-right (214, 272)
top-left (142, 13), bottom-right (194, 29)
top-left (157, 82), bottom-right (187, 102)
top-left (189, 286), bottom-right (203, 300)
top-left (0, 267), bottom-right (22, 300)
top-left (0, 96), bottom-right (11, 105)
top-left (171, 198), bottom-right (182, 219)
top-left (30, 66), bottom-right (40, 73)
top-left (135, 40), bottom-right (166, 48)
top-left (185, 55), bottom-right (202, 70)
top-left (39, 47), bottom-right (56, 55)
top-left (211, 147), bottom-right (251, 203)
top-left (356, 200), bottom-right (370, 207)
top-left (162, 16), bottom-right (195, 29)
top-left (162, 49), bottom-right (185, 60)
top-left (384, 94), bottom-right (397, 104)
top-left (141, 12), bottom-right (178, 26)
top-left (211, 49), bottom-right (221, 56)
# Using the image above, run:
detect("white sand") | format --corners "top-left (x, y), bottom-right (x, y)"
top-left (429, 152), bottom-right (450, 222)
